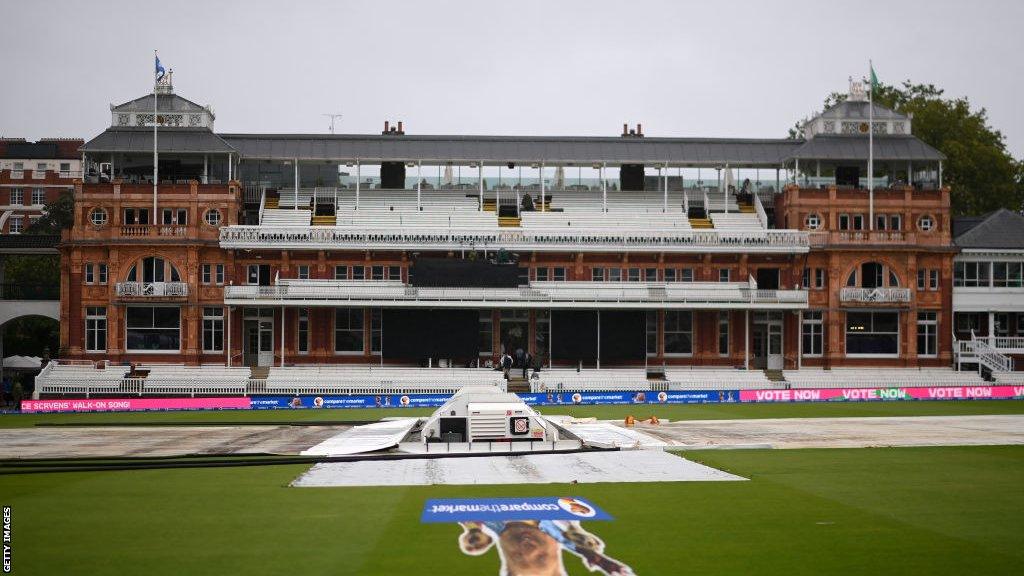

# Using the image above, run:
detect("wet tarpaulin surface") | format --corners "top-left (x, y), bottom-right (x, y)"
top-left (291, 450), bottom-right (745, 487)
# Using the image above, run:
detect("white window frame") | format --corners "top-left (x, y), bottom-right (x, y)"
top-left (202, 307), bottom-right (224, 353)
top-left (297, 308), bottom-right (310, 354)
top-left (31, 188), bottom-right (45, 206)
top-left (916, 311), bottom-right (938, 358)
top-left (9, 188), bottom-right (23, 206)
top-left (718, 311), bottom-right (730, 357)
top-left (801, 311), bottom-right (824, 357)
top-left (85, 306), bottom-right (107, 353)
top-left (297, 265), bottom-right (310, 280)
top-left (333, 307), bottom-right (365, 354)
top-left (663, 310), bottom-right (693, 357)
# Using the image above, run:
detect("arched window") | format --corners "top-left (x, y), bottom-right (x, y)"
top-left (126, 257), bottom-right (181, 283)
top-left (846, 261), bottom-right (899, 289)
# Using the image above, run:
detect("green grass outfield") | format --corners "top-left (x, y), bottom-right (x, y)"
top-left (0, 446), bottom-right (1022, 574)
top-left (3, 398), bottom-right (1024, 428)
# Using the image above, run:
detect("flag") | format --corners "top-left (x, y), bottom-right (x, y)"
top-left (869, 63), bottom-right (879, 96)
top-left (155, 55), bottom-right (166, 82)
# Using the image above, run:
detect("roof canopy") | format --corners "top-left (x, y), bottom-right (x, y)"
top-left (81, 127), bottom-right (236, 155)
top-left (954, 209), bottom-right (1024, 249)
top-left (789, 135), bottom-right (944, 162)
top-left (219, 134), bottom-right (800, 166)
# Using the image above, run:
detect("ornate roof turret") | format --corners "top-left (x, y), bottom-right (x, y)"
top-left (802, 78), bottom-right (911, 139)
top-left (109, 71), bottom-right (215, 130)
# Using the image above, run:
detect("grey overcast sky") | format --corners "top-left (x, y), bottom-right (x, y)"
top-left (2, 0), bottom-right (1022, 157)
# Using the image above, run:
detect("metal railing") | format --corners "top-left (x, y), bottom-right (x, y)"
top-left (119, 224), bottom-right (189, 237)
top-left (115, 281), bottom-right (189, 297)
top-left (840, 287), bottom-right (912, 303)
top-left (219, 225), bottom-right (810, 252)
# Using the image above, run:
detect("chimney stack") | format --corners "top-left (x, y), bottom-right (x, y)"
top-left (383, 120), bottom-right (390, 133)
top-left (621, 122), bottom-right (644, 138)
top-left (397, 121), bottom-right (404, 134)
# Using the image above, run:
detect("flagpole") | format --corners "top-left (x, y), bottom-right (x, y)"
top-left (868, 59), bottom-right (874, 231)
top-left (153, 50), bottom-right (159, 226)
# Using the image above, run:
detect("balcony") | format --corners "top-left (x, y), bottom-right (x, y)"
top-left (223, 280), bottom-right (808, 310)
top-left (116, 281), bottom-right (189, 298)
top-left (840, 287), bottom-right (912, 304)
top-left (119, 225), bottom-right (189, 238)
top-left (219, 225), bottom-right (809, 254)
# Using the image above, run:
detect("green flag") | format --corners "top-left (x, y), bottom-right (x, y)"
top-left (869, 63), bottom-right (879, 95)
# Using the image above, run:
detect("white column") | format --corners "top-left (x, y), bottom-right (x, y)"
top-left (416, 161), bottom-right (422, 211)
top-left (744, 309), bottom-right (750, 370)
top-left (478, 163), bottom-right (483, 211)
top-left (938, 161), bottom-right (943, 188)
top-left (797, 310), bottom-right (802, 370)
top-left (280, 306), bottom-right (285, 367)
top-left (203, 154), bottom-right (208, 184)
top-left (596, 310), bottom-right (601, 369)
top-left (293, 159), bottom-right (299, 210)
top-left (776, 167), bottom-right (780, 191)
top-left (226, 306), bottom-right (232, 367)
top-left (661, 165), bottom-right (667, 212)
top-left (355, 161), bottom-right (361, 210)
top-left (794, 159), bottom-right (799, 184)
top-left (539, 163), bottom-right (546, 212)
top-left (907, 161), bottom-right (912, 185)
top-left (988, 312), bottom-right (995, 347)
top-left (601, 165), bottom-right (607, 212)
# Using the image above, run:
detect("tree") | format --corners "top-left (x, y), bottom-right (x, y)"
top-left (26, 189), bottom-right (74, 234)
top-left (799, 81), bottom-right (1024, 216)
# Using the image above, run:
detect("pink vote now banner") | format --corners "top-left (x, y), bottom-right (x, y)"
top-left (739, 386), bottom-right (1024, 403)
top-left (20, 397), bottom-right (252, 413)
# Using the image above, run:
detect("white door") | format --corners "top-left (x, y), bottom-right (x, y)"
top-left (257, 319), bottom-right (274, 366)
top-left (767, 321), bottom-right (783, 370)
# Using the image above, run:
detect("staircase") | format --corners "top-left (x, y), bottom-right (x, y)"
top-left (249, 366), bottom-right (270, 380)
top-left (764, 369), bottom-right (786, 383)
top-left (264, 196), bottom-right (279, 209)
top-left (738, 202), bottom-right (755, 214)
top-left (311, 214), bottom-right (335, 225)
top-left (482, 199), bottom-right (497, 212)
top-left (498, 216), bottom-right (521, 227)
top-left (505, 376), bottom-right (530, 393)
top-left (689, 217), bottom-right (714, 229)
top-left (955, 336), bottom-right (1015, 376)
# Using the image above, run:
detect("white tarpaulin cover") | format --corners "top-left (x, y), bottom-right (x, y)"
top-left (292, 450), bottom-right (745, 487)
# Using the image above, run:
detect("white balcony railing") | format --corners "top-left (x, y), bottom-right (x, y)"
top-left (223, 280), bottom-right (808, 309)
top-left (116, 281), bottom-right (189, 297)
top-left (840, 287), bottom-right (912, 303)
top-left (219, 225), bottom-right (809, 253)
top-left (991, 336), bottom-right (1024, 352)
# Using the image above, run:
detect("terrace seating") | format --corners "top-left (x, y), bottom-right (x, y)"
top-left (262, 365), bottom-right (507, 395)
top-left (531, 368), bottom-right (655, 392)
top-left (709, 212), bottom-right (764, 230)
top-left (138, 365), bottom-right (250, 395)
top-left (992, 371), bottom-right (1024, 384)
top-left (35, 361), bottom-right (130, 395)
top-left (782, 368), bottom-right (986, 389)
top-left (664, 368), bottom-right (776, 390)
top-left (261, 208), bottom-right (313, 226)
